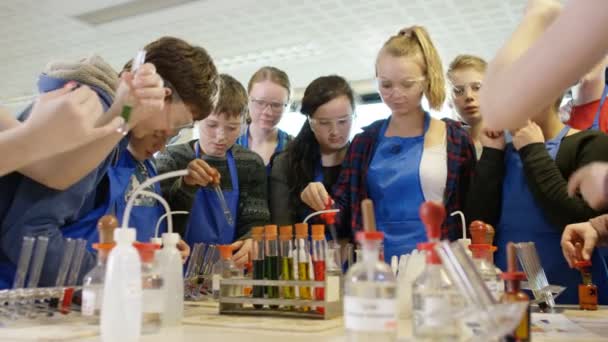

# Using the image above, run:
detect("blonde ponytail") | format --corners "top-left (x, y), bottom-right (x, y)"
top-left (380, 26), bottom-right (446, 110)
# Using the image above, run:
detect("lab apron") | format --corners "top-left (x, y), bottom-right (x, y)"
top-left (184, 145), bottom-right (239, 245)
top-left (239, 126), bottom-right (287, 174)
top-left (61, 153), bottom-right (164, 250)
top-left (496, 126), bottom-right (608, 304)
top-left (367, 113), bottom-right (431, 261)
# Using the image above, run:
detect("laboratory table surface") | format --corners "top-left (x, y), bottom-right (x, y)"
top-left (1, 301), bottom-right (607, 341)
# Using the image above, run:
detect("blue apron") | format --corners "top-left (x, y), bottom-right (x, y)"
top-left (590, 85), bottom-right (608, 130)
top-left (237, 126), bottom-right (287, 174)
top-left (367, 113), bottom-right (431, 261)
top-left (61, 151), bottom-right (165, 249)
top-left (496, 126), bottom-right (608, 304)
top-left (184, 144), bottom-right (239, 245)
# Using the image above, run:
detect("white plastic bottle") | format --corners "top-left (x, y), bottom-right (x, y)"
top-left (158, 232), bottom-right (184, 326)
top-left (100, 228), bottom-right (142, 342)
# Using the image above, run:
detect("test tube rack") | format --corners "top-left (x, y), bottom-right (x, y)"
top-left (216, 274), bottom-right (343, 320)
top-left (514, 242), bottom-right (565, 309)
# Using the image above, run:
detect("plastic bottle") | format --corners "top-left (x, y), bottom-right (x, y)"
top-left (157, 232), bottom-right (183, 326)
top-left (100, 228), bottom-right (142, 342)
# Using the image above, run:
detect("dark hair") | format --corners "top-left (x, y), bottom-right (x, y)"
top-left (285, 75), bottom-right (355, 207)
top-left (215, 73), bottom-right (248, 119)
top-left (122, 36), bottom-right (219, 121)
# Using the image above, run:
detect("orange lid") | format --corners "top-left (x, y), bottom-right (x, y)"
top-left (264, 225), bottom-right (278, 239)
top-left (295, 223), bottom-right (309, 238)
top-left (251, 226), bottom-right (264, 240)
top-left (311, 224), bottom-right (325, 240)
top-left (279, 225), bottom-right (293, 240)
top-left (468, 243), bottom-right (493, 259)
top-left (92, 242), bottom-right (116, 251)
top-left (417, 242), bottom-right (441, 264)
top-left (574, 260), bottom-right (592, 268)
top-left (356, 231), bottom-right (383, 242)
top-left (133, 242), bottom-right (160, 263)
top-left (217, 245), bottom-right (233, 260)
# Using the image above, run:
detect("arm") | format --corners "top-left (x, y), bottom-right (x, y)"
top-left (481, 0), bottom-right (608, 129)
top-left (235, 155), bottom-right (270, 240)
top-left (14, 64), bottom-right (165, 189)
top-left (465, 147), bottom-right (505, 226)
top-left (519, 135), bottom-right (608, 228)
top-left (571, 56), bottom-right (608, 106)
top-left (269, 154), bottom-right (297, 225)
top-left (155, 144), bottom-right (197, 236)
top-left (590, 215), bottom-right (608, 247)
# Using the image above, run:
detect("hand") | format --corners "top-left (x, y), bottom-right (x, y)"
top-left (230, 239), bottom-right (252, 268)
top-left (561, 221), bottom-right (599, 267)
top-left (23, 83), bottom-right (124, 155)
top-left (108, 63), bottom-right (165, 129)
top-left (568, 162), bottom-right (608, 210)
top-left (300, 182), bottom-right (332, 212)
top-left (183, 159), bottom-right (220, 187)
top-left (511, 120), bottom-right (544, 150)
top-left (480, 128), bottom-right (506, 150)
top-left (177, 239), bottom-right (191, 264)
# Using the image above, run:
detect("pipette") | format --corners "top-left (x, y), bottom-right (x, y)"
top-left (117, 50), bottom-right (146, 135)
top-left (213, 183), bottom-right (234, 226)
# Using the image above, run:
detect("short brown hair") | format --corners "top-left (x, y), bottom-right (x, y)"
top-left (247, 66), bottom-right (291, 100)
top-left (378, 26), bottom-right (445, 110)
top-left (215, 74), bottom-right (248, 119)
top-left (447, 54), bottom-right (487, 78)
top-left (123, 36), bottom-right (219, 121)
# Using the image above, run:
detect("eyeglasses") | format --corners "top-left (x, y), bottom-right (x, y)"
top-left (376, 76), bottom-right (426, 96)
top-left (249, 97), bottom-right (288, 112)
top-left (451, 81), bottom-right (482, 97)
top-left (309, 115), bottom-right (353, 131)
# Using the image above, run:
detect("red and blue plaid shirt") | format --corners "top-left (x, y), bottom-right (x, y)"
top-left (331, 117), bottom-right (476, 241)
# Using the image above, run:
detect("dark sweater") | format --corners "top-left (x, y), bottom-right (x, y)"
top-left (269, 150), bottom-right (342, 226)
top-left (155, 141), bottom-right (270, 239)
top-left (466, 130), bottom-right (608, 230)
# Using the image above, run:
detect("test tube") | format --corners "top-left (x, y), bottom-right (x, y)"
top-left (214, 185), bottom-right (234, 226)
top-left (251, 227), bottom-right (265, 309)
top-left (264, 225), bottom-right (280, 309)
top-left (54, 239), bottom-right (76, 287)
top-left (13, 237), bottom-right (35, 289)
top-left (294, 223), bottom-right (312, 312)
top-left (66, 239), bottom-right (87, 286)
top-left (26, 237), bottom-right (49, 288)
top-left (279, 226), bottom-right (295, 302)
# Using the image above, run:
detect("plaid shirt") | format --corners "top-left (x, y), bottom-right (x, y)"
top-left (331, 117), bottom-right (476, 241)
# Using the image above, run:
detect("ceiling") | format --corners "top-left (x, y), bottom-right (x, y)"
top-left (0, 0), bottom-right (528, 109)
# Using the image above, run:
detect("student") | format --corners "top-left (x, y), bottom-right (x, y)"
top-left (301, 26), bottom-right (476, 261)
top-left (467, 96), bottom-right (608, 304)
top-left (157, 74), bottom-right (270, 267)
top-left (565, 57), bottom-right (608, 132)
top-left (270, 75), bottom-right (355, 226)
top-left (480, 0), bottom-right (608, 130)
top-left (236, 66), bottom-right (293, 170)
top-left (0, 37), bottom-right (219, 288)
top-left (447, 54), bottom-right (487, 158)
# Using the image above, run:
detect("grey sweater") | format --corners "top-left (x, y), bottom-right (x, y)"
top-left (155, 141), bottom-right (270, 239)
